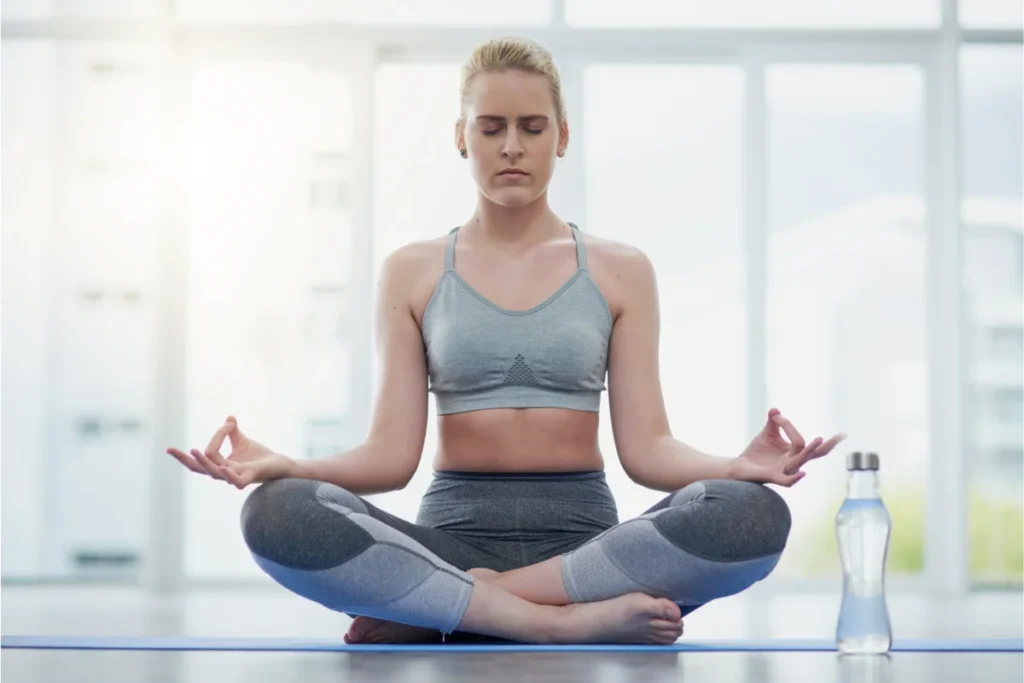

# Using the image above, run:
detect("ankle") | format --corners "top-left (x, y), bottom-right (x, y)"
top-left (537, 603), bottom-right (573, 644)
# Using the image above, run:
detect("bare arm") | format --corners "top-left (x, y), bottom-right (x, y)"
top-left (290, 245), bottom-right (430, 494)
top-left (606, 247), bottom-right (736, 492)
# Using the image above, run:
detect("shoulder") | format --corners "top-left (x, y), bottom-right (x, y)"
top-left (580, 232), bottom-right (655, 277)
top-left (377, 234), bottom-right (451, 322)
top-left (578, 232), bottom-right (657, 317)
top-left (378, 235), bottom-right (448, 287)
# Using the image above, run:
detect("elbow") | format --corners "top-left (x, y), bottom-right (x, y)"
top-left (623, 462), bottom-right (657, 489)
top-left (369, 438), bottom-right (423, 492)
top-left (618, 450), bottom-right (651, 488)
top-left (389, 464), bottom-right (419, 491)
top-left (618, 434), bottom-right (669, 489)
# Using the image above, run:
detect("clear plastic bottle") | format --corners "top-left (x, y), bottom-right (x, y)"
top-left (835, 451), bottom-right (893, 654)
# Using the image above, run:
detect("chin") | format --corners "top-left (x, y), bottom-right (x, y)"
top-left (485, 186), bottom-right (544, 208)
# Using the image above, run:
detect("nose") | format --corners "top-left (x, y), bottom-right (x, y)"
top-left (501, 129), bottom-right (524, 160)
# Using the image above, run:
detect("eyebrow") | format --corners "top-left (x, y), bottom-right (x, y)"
top-left (475, 115), bottom-right (550, 124)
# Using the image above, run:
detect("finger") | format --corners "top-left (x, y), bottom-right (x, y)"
top-left (775, 470), bottom-right (807, 487)
top-left (192, 448), bottom-right (226, 481)
top-left (785, 436), bottom-right (823, 474)
top-left (772, 413), bottom-right (805, 450)
top-left (764, 408), bottom-right (782, 436)
top-left (808, 433), bottom-right (847, 460)
top-left (220, 466), bottom-right (243, 489)
top-left (205, 422), bottom-right (235, 465)
top-left (221, 465), bottom-right (253, 490)
top-left (226, 416), bottom-right (242, 448)
top-left (166, 448), bottom-right (209, 475)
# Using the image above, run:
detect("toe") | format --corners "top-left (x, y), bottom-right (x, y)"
top-left (658, 599), bottom-right (682, 621)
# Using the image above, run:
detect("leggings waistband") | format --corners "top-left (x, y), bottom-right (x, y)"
top-left (432, 470), bottom-right (606, 482)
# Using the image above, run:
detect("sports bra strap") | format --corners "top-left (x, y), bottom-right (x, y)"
top-left (568, 222), bottom-right (587, 269)
top-left (444, 226), bottom-right (459, 271)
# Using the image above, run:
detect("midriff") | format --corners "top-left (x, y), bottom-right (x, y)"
top-left (432, 407), bottom-right (605, 473)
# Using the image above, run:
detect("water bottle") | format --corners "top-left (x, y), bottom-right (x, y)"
top-left (835, 451), bottom-right (893, 654)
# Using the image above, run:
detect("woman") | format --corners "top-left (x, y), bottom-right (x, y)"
top-left (167, 36), bottom-right (845, 645)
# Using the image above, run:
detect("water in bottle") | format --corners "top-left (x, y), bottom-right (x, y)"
top-left (836, 451), bottom-right (893, 654)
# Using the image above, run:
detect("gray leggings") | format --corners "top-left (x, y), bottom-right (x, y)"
top-left (240, 471), bottom-right (791, 637)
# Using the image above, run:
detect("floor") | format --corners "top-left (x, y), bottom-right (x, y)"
top-left (3, 585), bottom-right (1022, 683)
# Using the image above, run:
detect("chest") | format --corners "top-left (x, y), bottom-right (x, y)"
top-left (453, 243), bottom-right (582, 312)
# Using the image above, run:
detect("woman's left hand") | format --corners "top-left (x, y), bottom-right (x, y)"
top-left (728, 408), bottom-right (846, 487)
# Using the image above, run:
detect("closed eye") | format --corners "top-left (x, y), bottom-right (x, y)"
top-left (481, 127), bottom-right (545, 136)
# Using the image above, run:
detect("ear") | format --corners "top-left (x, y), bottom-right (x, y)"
top-left (558, 118), bottom-right (570, 156)
top-left (454, 118), bottom-right (466, 155)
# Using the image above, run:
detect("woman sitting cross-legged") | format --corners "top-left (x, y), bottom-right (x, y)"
top-left (167, 36), bottom-right (845, 645)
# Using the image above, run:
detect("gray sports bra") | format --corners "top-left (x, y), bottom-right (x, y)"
top-left (421, 223), bottom-right (613, 415)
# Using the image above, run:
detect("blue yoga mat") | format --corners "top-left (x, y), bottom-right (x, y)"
top-left (3, 636), bottom-right (1021, 653)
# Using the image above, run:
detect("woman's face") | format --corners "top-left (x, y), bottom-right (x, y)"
top-left (457, 69), bottom-right (568, 208)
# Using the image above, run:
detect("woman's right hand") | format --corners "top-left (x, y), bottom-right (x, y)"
top-left (166, 416), bottom-right (295, 490)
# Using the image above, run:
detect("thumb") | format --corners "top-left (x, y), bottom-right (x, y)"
top-left (764, 408), bottom-right (782, 435)
top-left (226, 415), bottom-right (243, 446)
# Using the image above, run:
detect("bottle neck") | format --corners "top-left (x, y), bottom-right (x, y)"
top-left (847, 470), bottom-right (881, 499)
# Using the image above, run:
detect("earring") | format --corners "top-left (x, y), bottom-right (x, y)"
top-left (460, 148), bottom-right (467, 158)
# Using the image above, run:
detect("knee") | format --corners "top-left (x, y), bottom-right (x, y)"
top-left (719, 479), bottom-right (791, 537)
top-left (655, 479), bottom-right (791, 561)
top-left (240, 478), bottom-right (373, 570)
top-left (239, 479), bottom-right (312, 559)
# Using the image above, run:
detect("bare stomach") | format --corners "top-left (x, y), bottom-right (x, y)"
top-left (432, 408), bottom-right (605, 473)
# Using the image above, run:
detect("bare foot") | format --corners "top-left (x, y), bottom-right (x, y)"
top-left (344, 567), bottom-right (501, 644)
top-left (344, 616), bottom-right (440, 644)
top-left (551, 593), bottom-right (684, 645)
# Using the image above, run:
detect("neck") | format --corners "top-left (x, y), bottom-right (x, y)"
top-left (465, 193), bottom-right (562, 248)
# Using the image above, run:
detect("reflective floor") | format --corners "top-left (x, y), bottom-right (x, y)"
top-left (3, 585), bottom-right (1022, 683)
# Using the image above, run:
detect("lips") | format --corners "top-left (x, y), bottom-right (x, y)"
top-left (498, 170), bottom-right (528, 177)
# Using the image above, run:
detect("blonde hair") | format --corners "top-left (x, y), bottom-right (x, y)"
top-left (459, 36), bottom-right (567, 125)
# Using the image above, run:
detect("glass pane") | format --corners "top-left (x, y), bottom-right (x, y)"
top-left (4, 0), bottom-right (166, 18)
top-left (1, 40), bottom-right (58, 579)
top-left (567, 0), bottom-right (938, 28)
top-left (766, 64), bottom-right (926, 578)
top-left (961, 45), bottom-right (1024, 587)
top-left (30, 42), bottom-right (162, 582)
top-left (960, 0), bottom-right (1024, 27)
top-left (1, 0), bottom-right (56, 19)
top-left (184, 59), bottom-right (356, 578)
top-left (60, 0), bottom-right (165, 18)
top-left (177, 0), bottom-right (551, 24)
top-left (585, 65), bottom-right (746, 521)
top-left (369, 63), bottom-right (467, 521)
top-left (0, 42), bottom-right (166, 582)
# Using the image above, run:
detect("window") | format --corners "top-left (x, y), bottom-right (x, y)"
top-left (1, 0), bottom-right (164, 19)
top-left (584, 65), bottom-right (746, 520)
top-left (176, 0), bottom-right (551, 25)
top-left (2, 41), bottom-right (163, 582)
top-left (1, 39), bottom-right (59, 578)
top-left (566, 0), bottom-right (938, 28)
top-left (959, 0), bottom-right (1024, 28)
top-left (961, 45), bottom-right (1024, 587)
top-left (183, 59), bottom-right (357, 578)
top-left (765, 64), bottom-right (927, 578)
